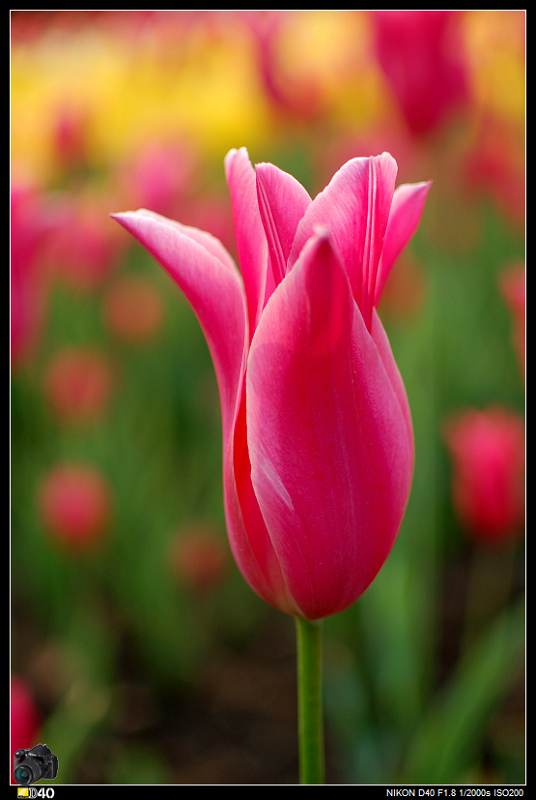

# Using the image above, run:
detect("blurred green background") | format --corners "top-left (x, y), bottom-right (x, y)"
top-left (11, 10), bottom-right (525, 785)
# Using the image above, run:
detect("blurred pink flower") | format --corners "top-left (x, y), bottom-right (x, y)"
top-left (11, 184), bottom-right (54, 370)
top-left (102, 274), bottom-right (165, 344)
top-left (179, 191), bottom-right (237, 260)
top-left (38, 463), bottom-right (112, 553)
top-left (10, 675), bottom-right (42, 754)
top-left (43, 346), bottom-right (115, 423)
top-left (46, 192), bottom-right (126, 293)
top-left (370, 10), bottom-right (468, 137)
top-left (116, 141), bottom-right (195, 220)
top-left (443, 407), bottom-right (525, 545)
top-left (114, 147), bottom-right (430, 620)
top-left (500, 263), bottom-right (525, 379)
top-left (242, 10), bottom-right (325, 123)
top-left (463, 115), bottom-right (525, 230)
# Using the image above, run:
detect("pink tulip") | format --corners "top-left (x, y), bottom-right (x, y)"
top-left (102, 274), bottom-right (165, 344)
top-left (443, 407), bottom-right (525, 544)
top-left (43, 346), bottom-right (115, 423)
top-left (47, 192), bottom-right (125, 293)
top-left (370, 10), bottom-right (468, 137)
top-left (38, 463), bottom-right (112, 553)
top-left (113, 148), bottom-right (430, 620)
top-left (11, 184), bottom-right (54, 369)
top-left (116, 141), bottom-right (195, 220)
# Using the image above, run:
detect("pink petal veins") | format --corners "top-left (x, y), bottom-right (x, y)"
top-left (255, 161), bottom-right (312, 290)
top-left (224, 148), bottom-right (270, 337)
top-left (288, 153), bottom-right (397, 330)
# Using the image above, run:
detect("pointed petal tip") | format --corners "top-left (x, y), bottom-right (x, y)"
top-left (110, 208), bottom-right (151, 223)
top-left (109, 210), bottom-right (136, 230)
top-left (400, 179), bottom-right (432, 198)
top-left (109, 209), bottom-right (153, 234)
top-left (416, 179), bottom-right (433, 193)
top-left (224, 147), bottom-right (238, 164)
top-left (224, 146), bottom-right (250, 170)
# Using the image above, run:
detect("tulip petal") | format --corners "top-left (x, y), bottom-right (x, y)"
top-left (255, 162), bottom-right (311, 289)
top-left (224, 387), bottom-right (304, 617)
top-left (247, 232), bottom-right (413, 619)
top-left (374, 180), bottom-right (432, 306)
top-left (370, 307), bottom-right (414, 449)
top-left (224, 147), bottom-right (271, 337)
top-left (288, 153), bottom-right (398, 330)
top-left (112, 209), bottom-right (247, 441)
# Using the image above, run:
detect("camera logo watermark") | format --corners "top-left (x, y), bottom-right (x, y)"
top-left (13, 745), bottom-right (58, 789)
top-left (17, 789), bottom-right (55, 798)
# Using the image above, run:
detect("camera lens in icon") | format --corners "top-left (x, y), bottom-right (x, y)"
top-left (14, 765), bottom-right (34, 785)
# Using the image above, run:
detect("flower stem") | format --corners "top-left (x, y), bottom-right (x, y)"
top-left (295, 616), bottom-right (325, 784)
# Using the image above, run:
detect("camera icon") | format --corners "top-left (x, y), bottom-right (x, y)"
top-left (13, 745), bottom-right (58, 786)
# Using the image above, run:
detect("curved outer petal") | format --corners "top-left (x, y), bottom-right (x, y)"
top-left (288, 153), bottom-right (398, 329)
top-left (111, 209), bottom-right (246, 443)
top-left (255, 161), bottom-right (311, 289)
top-left (246, 232), bottom-right (414, 620)
top-left (112, 208), bottom-right (299, 616)
top-left (224, 148), bottom-right (270, 338)
top-left (374, 180), bottom-right (432, 307)
top-left (223, 385), bottom-right (304, 617)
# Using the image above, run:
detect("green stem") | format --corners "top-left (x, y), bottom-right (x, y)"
top-left (295, 616), bottom-right (325, 784)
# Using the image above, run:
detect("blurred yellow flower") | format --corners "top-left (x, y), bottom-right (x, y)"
top-left (11, 13), bottom-right (275, 183)
top-left (463, 10), bottom-right (525, 126)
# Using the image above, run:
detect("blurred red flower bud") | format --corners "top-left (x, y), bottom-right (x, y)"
top-left (52, 102), bottom-right (91, 173)
top-left (43, 346), bottom-right (114, 423)
top-left (370, 10), bottom-right (468, 137)
top-left (102, 274), bottom-right (165, 343)
top-left (38, 463), bottom-right (112, 552)
top-left (10, 675), bottom-right (42, 754)
top-left (463, 115), bottom-right (525, 232)
top-left (443, 407), bottom-right (525, 545)
top-left (499, 263), bottom-right (525, 380)
top-left (11, 184), bottom-right (54, 370)
top-left (46, 193), bottom-right (125, 293)
top-left (117, 141), bottom-right (194, 220)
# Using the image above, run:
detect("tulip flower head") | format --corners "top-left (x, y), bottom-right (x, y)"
top-left (39, 463), bottom-right (112, 553)
top-left (113, 148), bottom-right (430, 620)
top-left (48, 194), bottom-right (125, 293)
top-left (370, 10), bottom-right (468, 137)
top-left (11, 184), bottom-right (53, 370)
top-left (43, 346), bottom-right (114, 423)
top-left (102, 274), bottom-right (165, 344)
top-left (443, 407), bottom-right (525, 544)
